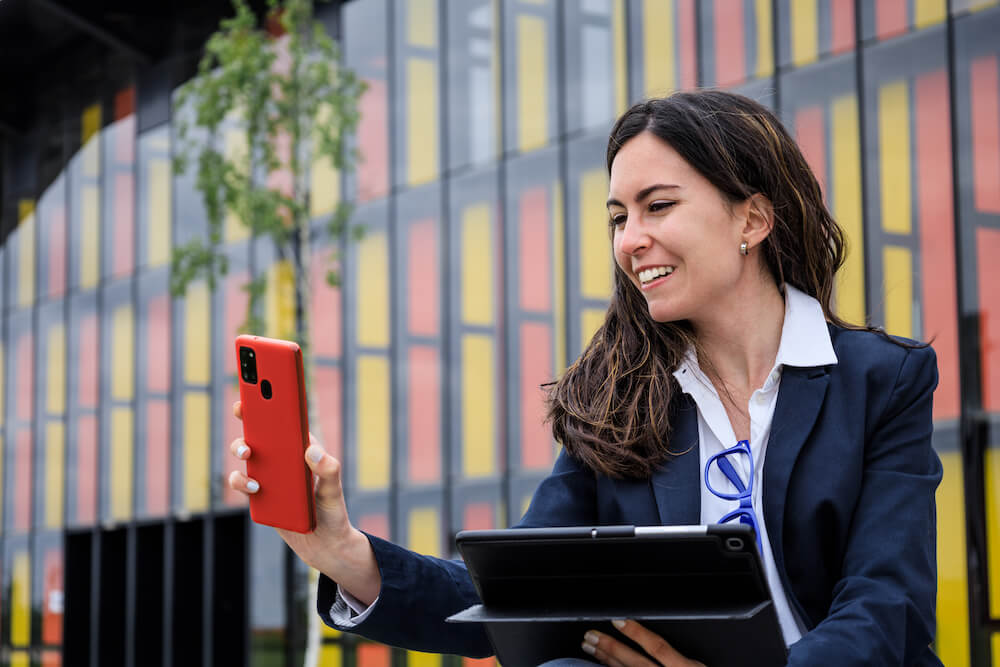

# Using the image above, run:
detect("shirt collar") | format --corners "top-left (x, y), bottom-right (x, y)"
top-left (671, 284), bottom-right (838, 390)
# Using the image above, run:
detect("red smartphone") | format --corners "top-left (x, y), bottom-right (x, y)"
top-left (235, 334), bottom-right (316, 533)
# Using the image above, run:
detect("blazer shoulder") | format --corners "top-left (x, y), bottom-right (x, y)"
top-left (826, 324), bottom-right (937, 392)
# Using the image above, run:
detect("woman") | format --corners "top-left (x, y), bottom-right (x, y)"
top-left (229, 91), bottom-right (942, 666)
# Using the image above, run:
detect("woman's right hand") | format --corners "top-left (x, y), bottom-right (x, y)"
top-left (228, 400), bottom-right (381, 606)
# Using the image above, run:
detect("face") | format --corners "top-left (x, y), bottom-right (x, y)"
top-left (608, 131), bottom-right (750, 324)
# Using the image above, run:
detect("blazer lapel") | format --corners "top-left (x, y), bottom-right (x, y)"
top-left (651, 395), bottom-right (701, 525)
top-left (763, 366), bottom-right (830, 566)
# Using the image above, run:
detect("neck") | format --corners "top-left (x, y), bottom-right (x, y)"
top-left (690, 277), bottom-right (786, 393)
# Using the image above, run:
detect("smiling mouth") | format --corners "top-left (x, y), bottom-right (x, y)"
top-left (638, 266), bottom-right (674, 286)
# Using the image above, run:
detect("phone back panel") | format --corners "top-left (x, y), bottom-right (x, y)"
top-left (235, 335), bottom-right (316, 533)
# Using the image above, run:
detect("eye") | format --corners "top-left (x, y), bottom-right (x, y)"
top-left (649, 201), bottom-right (675, 212)
top-left (609, 212), bottom-right (627, 227)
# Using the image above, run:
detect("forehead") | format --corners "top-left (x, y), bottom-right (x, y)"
top-left (608, 132), bottom-right (698, 195)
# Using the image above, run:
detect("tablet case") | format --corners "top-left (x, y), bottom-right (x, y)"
top-left (448, 525), bottom-right (787, 667)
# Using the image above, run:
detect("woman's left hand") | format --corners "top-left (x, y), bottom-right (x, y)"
top-left (582, 620), bottom-right (706, 667)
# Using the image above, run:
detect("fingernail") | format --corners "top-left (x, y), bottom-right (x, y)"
top-left (307, 446), bottom-right (324, 464)
top-left (611, 619), bottom-right (626, 629)
top-left (237, 444), bottom-right (249, 458)
top-left (246, 480), bottom-right (260, 493)
top-left (581, 642), bottom-right (596, 656)
top-left (583, 631), bottom-right (599, 645)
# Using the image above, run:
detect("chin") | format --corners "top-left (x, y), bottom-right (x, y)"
top-left (645, 301), bottom-right (687, 324)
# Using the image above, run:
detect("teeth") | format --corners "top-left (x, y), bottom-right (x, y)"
top-left (638, 266), bottom-right (674, 284)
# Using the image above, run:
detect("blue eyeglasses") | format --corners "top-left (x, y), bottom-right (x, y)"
top-left (704, 439), bottom-right (763, 554)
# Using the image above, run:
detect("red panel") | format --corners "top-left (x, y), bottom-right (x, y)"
top-left (714, 0), bottom-right (746, 87)
top-left (876, 0), bottom-right (907, 40)
top-left (407, 346), bottom-right (441, 483)
top-left (41, 652), bottom-right (61, 667)
top-left (314, 365), bottom-right (343, 463)
top-left (77, 414), bottom-right (98, 524)
top-left (47, 204), bottom-right (66, 298)
top-left (795, 106), bottom-right (827, 198)
top-left (678, 0), bottom-right (698, 89)
top-left (407, 218), bottom-right (439, 336)
top-left (146, 400), bottom-right (170, 515)
top-left (42, 548), bottom-right (63, 645)
top-left (358, 514), bottom-right (389, 540)
top-left (830, 0), bottom-right (855, 55)
top-left (79, 315), bottom-right (99, 408)
top-left (519, 188), bottom-right (551, 312)
top-left (463, 502), bottom-right (495, 530)
top-left (358, 78), bottom-right (389, 203)
top-left (225, 272), bottom-right (250, 375)
top-left (15, 430), bottom-right (32, 532)
top-left (114, 87), bottom-right (135, 121)
top-left (357, 644), bottom-right (391, 667)
top-left (147, 294), bottom-right (171, 393)
top-left (310, 254), bottom-right (342, 358)
top-left (915, 70), bottom-right (961, 421)
top-left (113, 170), bottom-right (135, 277)
top-left (971, 55), bottom-right (1000, 214)
top-left (463, 659), bottom-right (496, 667)
top-left (978, 227), bottom-right (1000, 412)
top-left (520, 323), bottom-right (554, 469)
top-left (16, 335), bottom-right (33, 421)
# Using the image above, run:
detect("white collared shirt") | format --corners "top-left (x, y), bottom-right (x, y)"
top-left (672, 284), bottom-right (838, 646)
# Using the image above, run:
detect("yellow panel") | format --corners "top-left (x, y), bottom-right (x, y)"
top-left (311, 106), bottom-right (340, 218)
top-left (581, 308), bottom-right (606, 351)
top-left (642, 0), bottom-right (675, 97)
top-left (46, 422), bottom-right (65, 529)
top-left (47, 324), bottom-right (66, 414)
top-left (580, 169), bottom-right (613, 299)
top-left (407, 58), bottom-right (439, 186)
top-left (878, 81), bottom-right (912, 234)
top-left (936, 450), bottom-right (972, 666)
top-left (224, 128), bottom-right (250, 243)
top-left (12, 551), bottom-right (30, 645)
top-left (111, 407), bottom-right (134, 521)
top-left (552, 182), bottom-right (567, 372)
top-left (10, 652), bottom-right (28, 667)
top-left (357, 231), bottom-right (389, 347)
top-left (148, 158), bottom-right (172, 267)
top-left (184, 392), bottom-right (210, 511)
top-left (266, 260), bottom-right (296, 340)
top-left (517, 14), bottom-right (548, 152)
top-left (112, 304), bottom-right (135, 400)
top-left (408, 507), bottom-right (440, 557)
top-left (883, 246), bottom-right (913, 338)
top-left (914, 0), bottom-right (947, 28)
top-left (17, 201), bottom-right (35, 307)
top-left (613, 0), bottom-right (627, 113)
top-left (831, 95), bottom-right (866, 325)
top-left (408, 651), bottom-right (442, 667)
top-left (755, 0), bottom-right (774, 78)
top-left (408, 0), bottom-right (437, 47)
top-left (82, 131), bottom-right (101, 179)
top-left (82, 103), bottom-right (102, 144)
top-left (970, 0), bottom-right (999, 10)
top-left (357, 355), bottom-right (390, 489)
top-left (184, 282), bottom-right (211, 384)
top-left (791, 0), bottom-right (818, 67)
top-left (319, 644), bottom-right (343, 667)
top-left (462, 204), bottom-right (494, 325)
top-left (988, 447), bottom-right (1000, 617)
top-left (994, 635), bottom-right (1000, 667)
top-left (81, 184), bottom-right (100, 288)
top-left (462, 335), bottom-right (495, 477)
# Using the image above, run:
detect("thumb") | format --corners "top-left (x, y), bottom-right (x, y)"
top-left (305, 441), bottom-right (345, 510)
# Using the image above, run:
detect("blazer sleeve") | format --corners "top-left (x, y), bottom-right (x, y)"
top-left (316, 447), bottom-right (597, 657)
top-left (787, 345), bottom-right (943, 667)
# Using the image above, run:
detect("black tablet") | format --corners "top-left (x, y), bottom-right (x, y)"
top-left (447, 524), bottom-right (787, 667)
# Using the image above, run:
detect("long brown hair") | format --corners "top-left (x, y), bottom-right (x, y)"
top-left (547, 90), bottom-right (859, 479)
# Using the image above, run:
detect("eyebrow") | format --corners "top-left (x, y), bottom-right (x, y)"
top-left (606, 183), bottom-right (681, 209)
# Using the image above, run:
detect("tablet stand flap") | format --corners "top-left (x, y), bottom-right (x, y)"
top-left (446, 599), bottom-right (773, 624)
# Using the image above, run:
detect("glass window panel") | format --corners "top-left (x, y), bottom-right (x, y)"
top-left (861, 0), bottom-right (948, 41)
top-left (37, 175), bottom-right (67, 300)
top-left (221, 263), bottom-right (250, 509)
top-left (67, 295), bottom-right (99, 526)
top-left (394, 0), bottom-right (440, 187)
top-left (70, 102), bottom-right (103, 291)
top-left (6, 202), bottom-right (36, 309)
top-left (628, 0), bottom-right (698, 100)
top-left (447, 0), bottom-right (499, 170)
top-left (6, 313), bottom-right (34, 536)
top-left (564, 0), bottom-right (625, 133)
top-left (137, 271), bottom-right (171, 518)
top-left (37, 304), bottom-right (66, 531)
top-left (137, 125), bottom-right (172, 269)
top-left (697, 0), bottom-right (772, 88)
top-left (777, 0), bottom-right (855, 69)
top-left (100, 281), bottom-right (136, 523)
top-left (503, 0), bottom-right (558, 153)
top-left (103, 87), bottom-right (137, 280)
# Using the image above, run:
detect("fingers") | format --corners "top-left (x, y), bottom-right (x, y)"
top-left (303, 438), bottom-right (344, 509)
top-left (582, 630), bottom-right (653, 667)
top-left (232, 400), bottom-right (242, 420)
top-left (228, 470), bottom-right (260, 495)
top-left (230, 437), bottom-right (251, 460)
top-left (587, 621), bottom-right (704, 667)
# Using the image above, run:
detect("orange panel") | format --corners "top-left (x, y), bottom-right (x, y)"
top-left (77, 414), bottom-right (98, 524)
top-left (520, 323), bottom-right (554, 469)
top-left (519, 188), bottom-right (551, 312)
top-left (16, 335), bottom-right (33, 421)
top-left (147, 293), bottom-right (171, 393)
top-left (971, 55), bottom-right (1000, 214)
top-left (407, 219), bottom-right (439, 336)
top-left (358, 514), bottom-right (389, 540)
top-left (357, 643), bottom-right (391, 667)
top-left (463, 502), bottom-right (495, 530)
top-left (358, 79), bottom-right (389, 203)
top-left (47, 204), bottom-right (66, 298)
top-left (79, 315), bottom-right (99, 408)
top-left (41, 651), bottom-right (61, 667)
top-left (42, 549), bottom-right (63, 645)
top-left (114, 86), bottom-right (136, 121)
top-left (15, 430), bottom-right (31, 532)
top-left (915, 70), bottom-right (961, 421)
top-left (795, 106), bottom-right (827, 196)
top-left (978, 228), bottom-right (1000, 412)
top-left (408, 346), bottom-right (441, 483)
top-left (310, 254), bottom-right (343, 359)
top-left (831, 0), bottom-right (855, 54)
top-left (315, 365), bottom-right (344, 463)
top-left (876, 0), bottom-right (907, 39)
top-left (113, 170), bottom-right (135, 277)
top-left (714, 0), bottom-right (746, 86)
top-left (678, 0), bottom-right (698, 89)
top-left (146, 400), bottom-right (170, 515)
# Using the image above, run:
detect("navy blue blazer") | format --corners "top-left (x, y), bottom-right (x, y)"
top-left (319, 326), bottom-right (944, 666)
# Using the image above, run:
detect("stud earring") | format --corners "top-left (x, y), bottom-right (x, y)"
top-left (740, 241), bottom-right (749, 256)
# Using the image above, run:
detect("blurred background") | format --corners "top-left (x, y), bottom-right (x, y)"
top-left (0, 0), bottom-right (998, 665)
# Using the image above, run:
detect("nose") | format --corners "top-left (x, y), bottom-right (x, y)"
top-left (617, 217), bottom-right (649, 256)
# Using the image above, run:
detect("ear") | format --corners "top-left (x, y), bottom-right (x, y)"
top-left (740, 193), bottom-right (774, 250)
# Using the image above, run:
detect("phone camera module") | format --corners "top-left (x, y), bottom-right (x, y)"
top-left (239, 346), bottom-right (258, 384)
